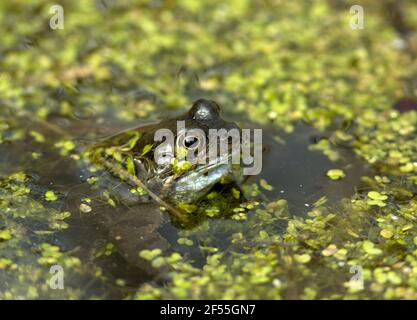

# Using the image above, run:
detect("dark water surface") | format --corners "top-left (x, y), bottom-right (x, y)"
top-left (0, 110), bottom-right (370, 298)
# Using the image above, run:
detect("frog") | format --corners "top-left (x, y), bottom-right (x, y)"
top-left (82, 99), bottom-right (247, 274)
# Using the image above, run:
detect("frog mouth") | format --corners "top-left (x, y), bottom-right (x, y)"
top-left (154, 153), bottom-right (244, 204)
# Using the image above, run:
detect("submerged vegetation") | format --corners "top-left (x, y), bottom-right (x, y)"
top-left (1, 0), bottom-right (417, 299)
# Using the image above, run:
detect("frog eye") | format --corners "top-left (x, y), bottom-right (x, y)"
top-left (184, 136), bottom-right (199, 148)
top-left (178, 134), bottom-right (200, 150)
top-left (177, 130), bottom-right (206, 151)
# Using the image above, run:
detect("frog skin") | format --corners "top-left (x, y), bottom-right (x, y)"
top-left (86, 99), bottom-right (245, 274)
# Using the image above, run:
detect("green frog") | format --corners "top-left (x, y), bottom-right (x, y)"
top-left (84, 99), bottom-right (246, 274)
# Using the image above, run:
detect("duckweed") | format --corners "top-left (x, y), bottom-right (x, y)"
top-left (1, 0), bottom-right (417, 300)
top-left (44, 191), bottom-right (58, 202)
top-left (327, 169), bottom-right (346, 180)
top-left (0, 229), bottom-right (12, 241)
top-left (79, 203), bottom-right (92, 213)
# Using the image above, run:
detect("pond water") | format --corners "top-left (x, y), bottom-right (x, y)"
top-left (0, 107), bottom-right (370, 299)
top-left (1, 0), bottom-right (416, 300)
